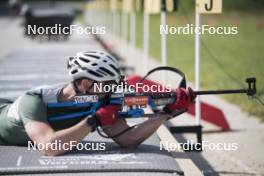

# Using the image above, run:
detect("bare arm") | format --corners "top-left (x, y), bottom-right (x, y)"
top-left (25, 118), bottom-right (92, 156)
top-left (103, 114), bottom-right (169, 148)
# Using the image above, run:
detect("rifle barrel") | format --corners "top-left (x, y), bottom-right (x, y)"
top-left (194, 89), bottom-right (247, 95)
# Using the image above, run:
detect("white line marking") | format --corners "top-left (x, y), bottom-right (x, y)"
top-left (0, 74), bottom-right (68, 81)
top-left (16, 155), bottom-right (22, 167)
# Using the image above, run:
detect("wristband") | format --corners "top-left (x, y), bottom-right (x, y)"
top-left (86, 115), bottom-right (99, 132)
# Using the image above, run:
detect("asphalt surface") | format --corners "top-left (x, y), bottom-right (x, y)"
top-left (0, 17), bottom-right (104, 100)
top-left (0, 17), bottom-right (186, 176)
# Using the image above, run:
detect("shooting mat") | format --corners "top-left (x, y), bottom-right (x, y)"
top-left (0, 131), bottom-right (183, 175)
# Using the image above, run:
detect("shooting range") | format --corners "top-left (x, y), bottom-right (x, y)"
top-left (0, 0), bottom-right (263, 175)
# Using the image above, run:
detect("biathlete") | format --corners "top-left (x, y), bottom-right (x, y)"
top-left (0, 51), bottom-right (195, 155)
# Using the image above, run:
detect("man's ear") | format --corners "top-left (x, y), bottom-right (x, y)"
top-left (79, 79), bottom-right (93, 93)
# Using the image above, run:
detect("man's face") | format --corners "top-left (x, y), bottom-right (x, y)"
top-left (80, 79), bottom-right (117, 98)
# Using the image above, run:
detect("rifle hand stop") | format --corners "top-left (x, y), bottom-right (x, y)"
top-left (246, 77), bottom-right (256, 96)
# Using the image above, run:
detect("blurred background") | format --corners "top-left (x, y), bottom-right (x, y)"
top-left (87, 0), bottom-right (264, 120)
top-left (0, 0), bottom-right (264, 174)
top-left (1, 0), bottom-right (262, 120)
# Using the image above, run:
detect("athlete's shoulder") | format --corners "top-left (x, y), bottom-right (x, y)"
top-left (27, 82), bottom-right (68, 103)
top-left (18, 92), bottom-right (47, 124)
top-left (19, 93), bottom-right (45, 113)
top-left (5, 93), bottom-right (45, 123)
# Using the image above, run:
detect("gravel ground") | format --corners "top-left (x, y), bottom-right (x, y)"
top-left (0, 17), bottom-right (104, 99)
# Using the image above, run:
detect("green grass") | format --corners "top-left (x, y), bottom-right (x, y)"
top-left (81, 0), bottom-right (264, 121)
top-left (117, 11), bottom-right (264, 120)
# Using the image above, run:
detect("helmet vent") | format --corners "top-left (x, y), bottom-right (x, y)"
top-left (86, 69), bottom-right (103, 77)
top-left (74, 60), bottom-right (81, 66)
top-left (84, 54), bottom-right (100, 59)
top-left (97, 69), bottom-right (107, 76)
top-left (71, 69), bottom-right (78, 74)
top-left (91, 63), bottom-right (98, 66)
top-left (110, 64), bottom-right (120, 74)
top-left (79, 57), bottom-right (90, 63)
top-left (67, 62), bottom-right (71, 69)
top-left (103, 60), bottom-right (107, 63)
top-left (106, 55), bottom-right (115, 62)
top-left (99, 67), bottom-right (114, 76)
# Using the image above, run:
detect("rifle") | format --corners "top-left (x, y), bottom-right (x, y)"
top-left (47, 66), bottom-right (256, 122)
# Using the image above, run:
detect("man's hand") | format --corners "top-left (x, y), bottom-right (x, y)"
top-left (95, 105), bottom-right (120, 126)
top-left (164, 87), bottom-right (196, 113)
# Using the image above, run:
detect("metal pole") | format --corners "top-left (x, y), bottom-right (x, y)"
top-left (102, 11), bottom-right (106, 30)
top-left (143, 12), bottom-right (149, 69)
top-left (161, 11), bottom-right (167, 83)
top-left (121, 11), bottom-right (128, 56)
top-left (116, 12), bottom-right (121, 38)
top-left (130, 12), bottom-right (136, 48)
top-left (112, 12), bottom-right (115, 35)
top-left (195, 13), bottom-right (201, 125)
top-left (130, 12), bottom-right (136, 65)
top-left (106, 11), bottom-right (110, 32)
top-left (161, 11), bottom-right (167, 66)
top-left (122, 12), bottom-right (128, 41)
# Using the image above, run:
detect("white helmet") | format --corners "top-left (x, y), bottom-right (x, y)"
top-left (67, 51), bottom-right (122, 83)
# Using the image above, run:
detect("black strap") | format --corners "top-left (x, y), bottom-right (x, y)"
top-left (97, 125), bottom-right (136, 138)
top-left (138, 66), bottom-right (187, 88)
top-left (72, 81), bottom-right (81, 94)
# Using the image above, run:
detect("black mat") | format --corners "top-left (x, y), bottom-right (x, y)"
top-left (0, 27), bottom-right (183, 175)
top-left (0, 132), bottom-right (183, 175)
